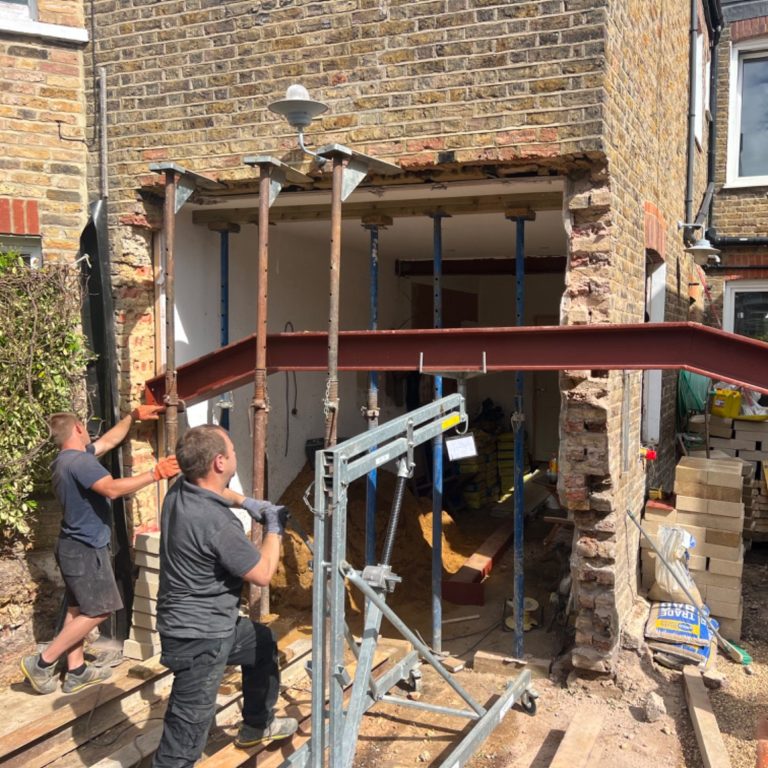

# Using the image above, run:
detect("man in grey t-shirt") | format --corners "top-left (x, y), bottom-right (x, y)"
top-left (21, 408), bottom-right (179, 695)
top-left (152, 425), bottom-right (297, 768)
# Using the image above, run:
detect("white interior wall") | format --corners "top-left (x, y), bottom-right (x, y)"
top-left (173, 198), bottom-right (567, 501)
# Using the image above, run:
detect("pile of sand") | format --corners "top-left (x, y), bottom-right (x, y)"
top-left (271, 464), bottom-right (478, 615)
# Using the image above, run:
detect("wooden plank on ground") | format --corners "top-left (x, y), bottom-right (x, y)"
top-left (68, 639), bottom-right (313, 768)
top-left (683, 666), bottom-right (732, 768)
top-left (4, 672), bottom-right (174, 768)
top-left (0, 656), bottom-right (168, 760)
top-left (197, 639), bottom-right (412, 768)
top-left (548, 709), bottom-right (604, 768)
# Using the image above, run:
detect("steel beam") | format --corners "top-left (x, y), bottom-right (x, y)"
top-left (144, 322), bottom-right (768, 405)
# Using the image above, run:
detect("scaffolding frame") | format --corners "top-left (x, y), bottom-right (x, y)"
top-left (283, 394), bottom-right (538, 768)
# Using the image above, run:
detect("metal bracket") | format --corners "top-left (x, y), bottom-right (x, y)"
top-left (361, 564), bottom-right (402, 593)
top-left (243, 156), bottom-right (313, 208)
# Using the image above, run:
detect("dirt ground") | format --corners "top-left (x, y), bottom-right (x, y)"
top-left (2, 470), bottom-right (766, 767)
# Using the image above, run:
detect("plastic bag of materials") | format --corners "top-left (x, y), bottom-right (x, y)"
top-left (648, 525), bottom-right (703, 605)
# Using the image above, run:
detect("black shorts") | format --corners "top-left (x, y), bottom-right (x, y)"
top-left (55, 537), bottom-right (123, 617)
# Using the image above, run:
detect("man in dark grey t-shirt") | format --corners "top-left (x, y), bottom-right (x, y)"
top-left (21, 408), bottom-right (179, 695)
top-left (152, 425), bottom-right (297, 768)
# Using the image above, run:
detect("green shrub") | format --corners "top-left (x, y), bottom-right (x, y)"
top-left (0, 251), bottom-right (91, 544)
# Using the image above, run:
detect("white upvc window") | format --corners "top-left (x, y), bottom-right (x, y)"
top-left (727, 38), bottom-right (768, 187)
top-left (723, 279), bottom-right (768, 342)
top-left (0, 235), bottom-right (43, 268)
top-left (694, 24), bottom-right (711, 146)
top-left (0, 0), bottom-right (35, 20)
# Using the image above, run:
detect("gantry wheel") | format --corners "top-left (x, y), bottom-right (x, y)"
top-left (520, 691), bottom-right (537, 716)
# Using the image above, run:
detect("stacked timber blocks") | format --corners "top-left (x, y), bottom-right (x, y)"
top-left (688, 414), bottom-right (768, 538)
top-left (640, 456), bottom-right (744, 640)
top-left (124, 531), bottom-right (161, 660)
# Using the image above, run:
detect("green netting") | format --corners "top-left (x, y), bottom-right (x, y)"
top-left (677, 370), bottom-right (711, 431)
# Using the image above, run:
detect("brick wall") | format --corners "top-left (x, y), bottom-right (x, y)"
top-left (86, 0), bottom-right (610, 215)
top-left (557, 0), bottom-right (709, 672)
top-left (85, 0), bottom-right (613, 526)
top-left (0, 0), bottom-right (88, 262)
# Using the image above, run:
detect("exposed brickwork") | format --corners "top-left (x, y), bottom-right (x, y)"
top-left (0, 0), bottom-right (88, 261)
top-left (557, 0), bottom-right (708, 672)
top-left (731, 16), bottom-right (768, 42)
top-left (77, 0), bottom-right (712, 674)
top-left (0, 197), bottom-right (41, 235)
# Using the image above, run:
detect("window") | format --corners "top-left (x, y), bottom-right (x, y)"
top-left (642, 256), bottom-right (666, 444)
top-left (0, 0), bottom-right (34, 20)
top-left (724, 280), bottom-right (768, 342)
top-left (0, 235), bottom-right (42, 268)
top-left (694, 24), bottom-right (710, 146)
top-left (727, 40), bottom-right (768, 186)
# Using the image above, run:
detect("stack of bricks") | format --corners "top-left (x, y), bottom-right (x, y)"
top-left (640, 456), bottom-right (744, 640)
top-left (123, 532), bottom-right (161, 661)
top-left (687, 413), bottom-right (768, 472)
top-left (688, 414), bottom-right (768, 537)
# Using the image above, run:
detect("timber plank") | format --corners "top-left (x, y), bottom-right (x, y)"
top-left (197, 641), bottom-right (410, 768)
top-left (76, 639), bottom-right (313, 768)
top-left (0, 657), bottom-right (167, 760)
top-left (3, 673), bottom-right (174, 768)
top-left (548, 709), bottom-right (603, 768)
top-left (683, 666), bottom-right (732, 768)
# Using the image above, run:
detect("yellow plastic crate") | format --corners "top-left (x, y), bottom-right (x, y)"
top-left (711, 389), bottom-right (741, 419)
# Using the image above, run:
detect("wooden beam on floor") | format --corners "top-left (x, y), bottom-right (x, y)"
top-left (548, 709), bottom-right (604, 768)
top-left (683, 666), bottom-right (732, 768)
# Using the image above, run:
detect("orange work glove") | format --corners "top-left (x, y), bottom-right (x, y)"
top-left (132, 404), bottom-right (166, 421)
top-left (153, 455), bottom-right (180, 481)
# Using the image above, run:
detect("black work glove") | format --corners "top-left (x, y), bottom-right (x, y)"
top-left (263, 504), bottom-right (289, 536)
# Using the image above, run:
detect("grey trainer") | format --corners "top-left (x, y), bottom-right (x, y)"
top-left (235, 716), bottom-right (299, 748)
top-left (20, 653), bottom-right (58, 694)
top-left (62, 663), bottom-right (112, 694)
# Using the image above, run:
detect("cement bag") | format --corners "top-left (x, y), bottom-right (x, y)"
top-left (648, 525), bottom-right (703, 605)
top-left (645, 602), bottom-right (714, 647)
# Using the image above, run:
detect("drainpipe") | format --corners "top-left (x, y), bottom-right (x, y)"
top-left (430, 211), bottom-right (449, 653)
top-left (684, 0), bottom-right (699, 228)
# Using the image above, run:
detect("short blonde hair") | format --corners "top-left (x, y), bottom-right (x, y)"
top-left (48, 412), bottom-right (78, 448)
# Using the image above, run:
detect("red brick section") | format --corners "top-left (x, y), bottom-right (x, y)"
top-left (757, 717), bottom-right (768, 768)
top-left (644, 201), bottom-right (667, 259)
top-left (0, 198), bottom-right (41, 236)
top-left (732, 16), bottom-right (768, 42)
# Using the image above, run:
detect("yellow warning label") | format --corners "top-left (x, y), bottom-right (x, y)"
top-left (442, 413), bottom-right (461, 430)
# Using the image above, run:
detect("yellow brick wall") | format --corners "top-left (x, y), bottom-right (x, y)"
top-left (0, 0), bottom-right (88, 262)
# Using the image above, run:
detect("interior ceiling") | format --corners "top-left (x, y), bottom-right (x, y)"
top-left (190, 177), bottom-right (567, 262)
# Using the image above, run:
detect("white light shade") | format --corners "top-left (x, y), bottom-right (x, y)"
top-left (268, 84), bottom-right (328, 130)
top-left (685, 237), bottom-right (721, 266)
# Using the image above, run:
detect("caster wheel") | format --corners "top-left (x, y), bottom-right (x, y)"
top-left (520, 692), bottom-right (537, 716)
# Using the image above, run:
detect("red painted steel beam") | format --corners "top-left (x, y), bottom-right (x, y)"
top-left (144, 322), bottom-right (768, 406)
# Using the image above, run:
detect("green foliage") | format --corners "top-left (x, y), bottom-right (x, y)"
top-left (0, 251), bottom-right (91, 543)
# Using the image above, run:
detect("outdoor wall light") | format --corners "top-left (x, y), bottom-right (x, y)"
top-left (677, 221), bottom-right (721, 266)
top-left (268, 84), bottom-right (329, 164)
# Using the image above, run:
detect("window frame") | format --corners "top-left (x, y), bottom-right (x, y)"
top-left (723, 279), bottom-right (768, 338)
top-left (726, 38), bottom-right (768, 188)
top-left (0, 235), bottom-right (43, 269)
top-left (0, 0), bottom-right (35, 20)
